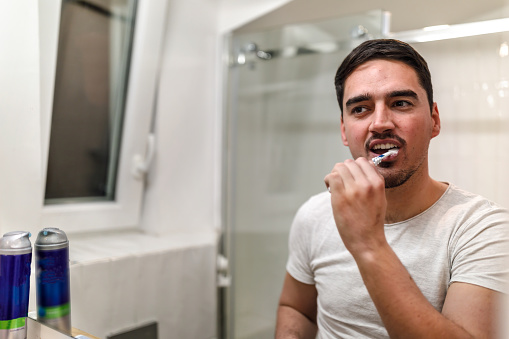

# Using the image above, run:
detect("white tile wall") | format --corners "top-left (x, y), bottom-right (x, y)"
top-left (420, 32), bottom-right (509, 208)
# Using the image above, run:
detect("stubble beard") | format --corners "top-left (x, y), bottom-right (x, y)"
top-left (381, 166), bottom-right (418, 188)
top-left (379, 153), bottom-right (426, 188)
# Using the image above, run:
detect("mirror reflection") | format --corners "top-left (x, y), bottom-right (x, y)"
top-left (1, 0), bottom-right (508, 338)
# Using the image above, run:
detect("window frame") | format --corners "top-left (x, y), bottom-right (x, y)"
top-left (39, 0), bottom-right (168, 233)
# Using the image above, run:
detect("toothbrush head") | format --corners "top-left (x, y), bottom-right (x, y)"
top-left (385, 149), bottom-right (399, 157)
top-left (372, 149), bottom-right (399, 166)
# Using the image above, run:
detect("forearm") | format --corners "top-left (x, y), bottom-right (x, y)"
top-left (354, 243), bottom-right (474, 339)
top-left (275, 305), bottom-right (318, 339)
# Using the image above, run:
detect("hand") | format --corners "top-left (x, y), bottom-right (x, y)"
top-left (324, 157), bottom-right (388, 257)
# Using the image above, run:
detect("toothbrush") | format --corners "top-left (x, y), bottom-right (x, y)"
top-left (372, 149), bottom-right (399, 166)
top-left (327, 148), bottom-right (399, 193)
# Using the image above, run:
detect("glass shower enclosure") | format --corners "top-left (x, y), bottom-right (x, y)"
top-left (221, 7), bottom-right (509, 338)
top-left (221, 10), bottom-right (387, 339)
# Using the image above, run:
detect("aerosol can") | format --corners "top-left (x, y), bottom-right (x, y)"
top-left (35, 228), bottom-right (71, 334)
top-left (0, 231), bottom-right (32, 339)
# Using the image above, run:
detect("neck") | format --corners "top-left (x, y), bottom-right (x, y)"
top-left (384, 165), bottom-right (447, 224)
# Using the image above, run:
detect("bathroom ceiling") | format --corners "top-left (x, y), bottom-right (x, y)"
top-left (235, 0), bottom-right (509, 33)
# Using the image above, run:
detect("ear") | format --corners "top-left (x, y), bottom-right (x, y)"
top-left (430, 102), bottom-right (441, 139)
top-left (340, 117), bottom-right (349, 146)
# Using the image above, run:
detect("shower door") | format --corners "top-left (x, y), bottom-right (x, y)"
top-left (222, 10), bottom-right (386, 339)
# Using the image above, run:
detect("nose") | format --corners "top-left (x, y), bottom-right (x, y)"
top-left (369, 104), bottom-right (395, 134)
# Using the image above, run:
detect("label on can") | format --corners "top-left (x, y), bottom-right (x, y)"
top-left (0, 253), bottom-right (31, 339)
top-left (36, 246), bottom-right (71, 333)
top-left (0, 318), bottom-right (26, 339)
top-left (38, 303), bottom-right (70, 319)
top-left (36, 247), bottom-right (70, 305)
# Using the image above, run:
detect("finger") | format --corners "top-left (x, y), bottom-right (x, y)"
top-left (342, 158), bottom-right (369, 185)
top-left (324, 172), bottom-right (341, 193)
top-left (324, 177), bottom-right (331, 193)
top-left (324, 164), bottom-right (349, 193)
top-left (338, 158), bottom-right (381, 194)
top-left (356, 157), bottom-right (385, 182)
top-left (333, 162), bottom-right (356, 189)
top-left (324, 175), bottom-right (330, 192)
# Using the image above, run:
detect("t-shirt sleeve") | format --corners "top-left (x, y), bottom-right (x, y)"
top-left (449, 203), bottom-right (509, 293)
top-left (286, 199), bottom-right (316, 285)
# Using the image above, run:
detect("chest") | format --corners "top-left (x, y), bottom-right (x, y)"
top-left (310, 223), bottom-right (451, 326)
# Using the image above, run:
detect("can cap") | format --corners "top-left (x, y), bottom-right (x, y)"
top-left (35, 228), bottom-right (69, 250)
top-left (0, 231), bottom-right (32, 255)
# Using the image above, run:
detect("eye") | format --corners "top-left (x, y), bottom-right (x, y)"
top-left (351, 106), bottom-right (368, 115)
top-left (393, 100), bottom-right (412, 108)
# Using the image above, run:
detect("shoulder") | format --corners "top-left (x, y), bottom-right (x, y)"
top-left (443, 185), bottom-right (509, 293)
top-left (438, 183), bottom-right (508, 222)
top-left (289, 191), bottom-right (333, 236)
top-left (440, 183), bottom-right (509, 251)
top-left (294, 191), bottom-right (333, 223)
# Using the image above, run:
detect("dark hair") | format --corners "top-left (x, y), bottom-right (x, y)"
top-left (334, 39), bottom-right (433, 116)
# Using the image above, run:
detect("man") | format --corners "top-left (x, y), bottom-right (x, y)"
top-left (275, 39), bottom-right (509, 338)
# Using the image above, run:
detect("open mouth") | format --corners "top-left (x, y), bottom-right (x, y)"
top-left (370, 143), bottom-right (400, 155)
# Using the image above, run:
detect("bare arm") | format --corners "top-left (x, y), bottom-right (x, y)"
top-left (355, 242), bottom-right (501, 338)
top-left (442, 282), bottom-right (502, 338)
top-left (275, 272), bottom-right (318, 339)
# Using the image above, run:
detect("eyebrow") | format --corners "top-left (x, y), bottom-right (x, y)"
top-left (389, 90), bottom-right (418, 100)
top-left (345, 90), bottom-right (419, 108)
top-left (345, 94), bottom-right (371, 108)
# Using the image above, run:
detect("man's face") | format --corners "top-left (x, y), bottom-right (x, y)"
top-left (340, 59), bottom-right (441, 188)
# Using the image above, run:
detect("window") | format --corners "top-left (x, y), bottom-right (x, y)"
top-left (45, 0), bottom-right (137, 203)
top-left (39, 0), bottom-right (168, 232)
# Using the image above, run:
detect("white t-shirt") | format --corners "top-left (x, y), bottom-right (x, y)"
top-left (287, 183), bottom-right (509, 338)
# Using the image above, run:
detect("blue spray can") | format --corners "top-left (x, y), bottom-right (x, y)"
top-left (0, 231), bottom-right (32, 339)
top-left (35, 228), bottom-right (71, 334)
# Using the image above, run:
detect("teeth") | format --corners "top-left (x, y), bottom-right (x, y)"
top-left (373, 143), bottom-right (398, 150)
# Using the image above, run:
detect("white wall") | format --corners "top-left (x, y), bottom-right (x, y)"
top-left (140, 0), bottom-right (221, 236)
top-left (421, 33), bottom-right (509, 209)
top-left (0, 0), bottom-right (42, 234)
top-left (217, 0), bottom-right (293, 33)
top-left (139, 0), bottom-right (294, 236)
